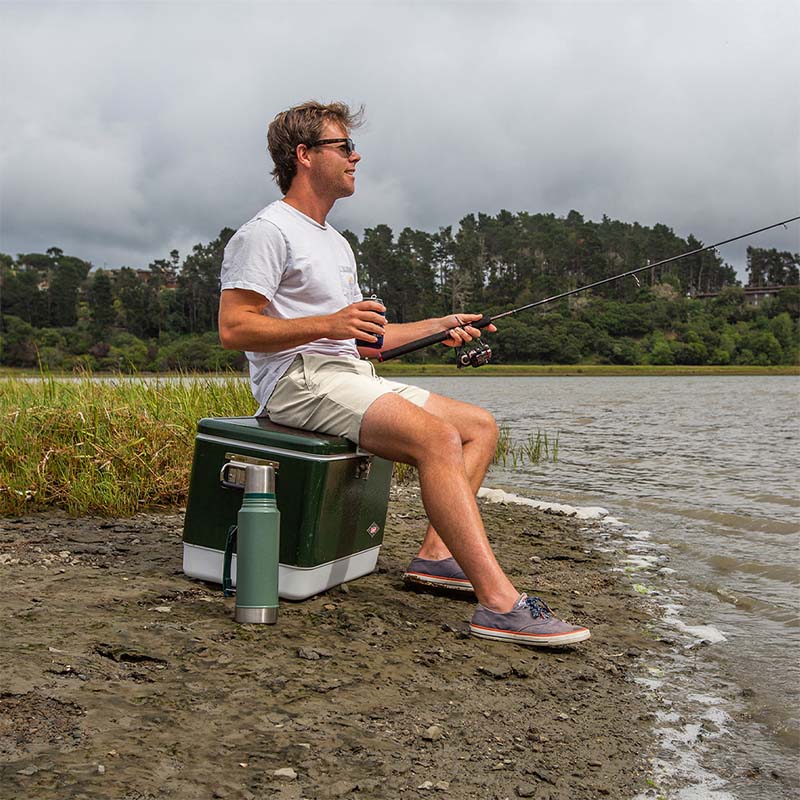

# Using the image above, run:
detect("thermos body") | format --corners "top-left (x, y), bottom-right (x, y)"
top-left (230, 463), bottom-right (280, 624)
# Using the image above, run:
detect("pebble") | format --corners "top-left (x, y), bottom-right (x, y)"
top-left (477, 665), bottom-right (512, 679)
top-left (273, 767), bottom-right (298, 780)
top-left (327, 779), bottom-right (358, 796)
top-left (97, 764), bottom-right (105, 775)
top-left (516, 784), bottom-right (538, 798)
top-left (422, 725), bottom-right (443, 741)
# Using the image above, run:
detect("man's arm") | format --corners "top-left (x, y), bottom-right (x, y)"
top-left (358, 313), bottom-right (497, 359)
top-left (218, 288), bottom-right (388, 352)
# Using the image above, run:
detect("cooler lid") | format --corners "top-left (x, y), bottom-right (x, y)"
top-left (197, 417), bottom-right (358, 455)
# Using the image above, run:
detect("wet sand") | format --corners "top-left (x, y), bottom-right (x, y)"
top-left (1, 486), bottom-right (658, 800)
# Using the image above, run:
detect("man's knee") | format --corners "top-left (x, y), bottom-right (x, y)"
top-left (392, 411), bottom-right (463, 465)
top-left (405, 414), bottom-right (465, 467)
top-left (461, 404), bottom-right (499, 446)
top-left (423, 416), bottom-right (464, 458)
top-left (475, 406), bottom-right (499, 441)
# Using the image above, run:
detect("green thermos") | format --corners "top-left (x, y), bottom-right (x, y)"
top-left (222, 462), bottom-right (280, 624)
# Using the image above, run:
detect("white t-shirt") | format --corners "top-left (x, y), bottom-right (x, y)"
top-left (220, 200), bottom-right (363, 413)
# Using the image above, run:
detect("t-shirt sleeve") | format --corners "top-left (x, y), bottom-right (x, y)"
top-left (219, 218), bottom-right (288, 300)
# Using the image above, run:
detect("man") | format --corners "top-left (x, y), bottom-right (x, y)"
top-left (218, 100), bottom-right (589, 647)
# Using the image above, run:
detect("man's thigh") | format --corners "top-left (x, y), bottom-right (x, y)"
top-left (359, 392), bottom-right (451, 464)
top-left (266, 353), bottom-right (429, 444)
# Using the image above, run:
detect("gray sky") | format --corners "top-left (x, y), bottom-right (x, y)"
top-left (1, 0), bottom-right (798, 281)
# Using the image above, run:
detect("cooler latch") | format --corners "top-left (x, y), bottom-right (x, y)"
top-left (355, 456), bottom-right (373, 481)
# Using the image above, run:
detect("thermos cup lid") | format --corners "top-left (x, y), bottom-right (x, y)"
top-left (244, 463), bottom-right (275, 494)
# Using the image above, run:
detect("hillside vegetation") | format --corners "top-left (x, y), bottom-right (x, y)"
top-left (1, 211), bottom-right (797, 370)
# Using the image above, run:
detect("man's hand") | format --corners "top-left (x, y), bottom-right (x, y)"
top-left (439, 313), bottom-right (497, 348)
top-left (328, 299), bottom-right (386, 343)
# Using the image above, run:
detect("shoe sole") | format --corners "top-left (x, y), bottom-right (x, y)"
top-left (403, 571), bottom-right (475, 592)
top-left (469, 624), bottom-right (591, 646)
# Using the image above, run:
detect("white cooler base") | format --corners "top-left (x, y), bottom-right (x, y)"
top-left (182, 542), bottom-right (381, 601)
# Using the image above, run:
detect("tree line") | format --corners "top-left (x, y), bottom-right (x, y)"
top-left (1, 211), bottom-right (798, 370)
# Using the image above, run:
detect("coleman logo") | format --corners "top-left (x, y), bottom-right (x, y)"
top-left (367, 522), bottom-right (380, 537)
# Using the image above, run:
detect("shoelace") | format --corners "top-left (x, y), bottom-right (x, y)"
top-left (525, 596), bottom-right (554, 619)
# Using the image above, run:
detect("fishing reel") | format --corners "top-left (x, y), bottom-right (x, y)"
top-left (456, 339), bottom-right (492, 369)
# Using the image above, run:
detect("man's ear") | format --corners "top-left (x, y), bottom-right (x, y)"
top-left (295, 143), bottom-right (312, 169)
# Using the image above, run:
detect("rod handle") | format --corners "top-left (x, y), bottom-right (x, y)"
top-left (378, 314), bottom-right (493, 362)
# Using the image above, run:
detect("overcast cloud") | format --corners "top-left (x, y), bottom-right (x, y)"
top-left (1, 0), bottom-right (798, 280)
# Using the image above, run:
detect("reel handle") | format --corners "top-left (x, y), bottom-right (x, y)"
top-left (377, 314), bottom-right (493, 362)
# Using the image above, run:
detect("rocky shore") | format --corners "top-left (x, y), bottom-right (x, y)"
top-left (0, 486), bottom-right (658, 800)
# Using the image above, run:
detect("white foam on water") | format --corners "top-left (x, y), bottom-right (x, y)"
top-left (662, 603), bottom-right (729, 645)
top-left (674, 622), bottom-right (728, 645)
top-left (624, 554), bottom-right (664, 570)
top-left (632, 692), bottom-right (737, 800)
top-left (477, 486), bottom-right (609, 519)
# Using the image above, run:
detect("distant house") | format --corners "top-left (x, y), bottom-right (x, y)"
top-left (135, 269), bottom-right (178, 290)
top-left (695, 285), bottom-right (798, 306)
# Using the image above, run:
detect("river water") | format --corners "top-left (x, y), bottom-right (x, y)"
top-left (401, 375), bottom-right (800, 799)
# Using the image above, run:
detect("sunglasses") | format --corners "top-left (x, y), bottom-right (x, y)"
top-left (307, 137), bottom-right (356, 156)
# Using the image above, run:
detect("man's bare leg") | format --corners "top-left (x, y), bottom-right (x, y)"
top-left (414, 393), bottom-right (498, 560)
top-left (359, 393), bottom-right (518, 613)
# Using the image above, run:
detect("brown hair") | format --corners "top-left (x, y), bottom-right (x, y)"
top-left (267, 100), bottom-right (364, 194)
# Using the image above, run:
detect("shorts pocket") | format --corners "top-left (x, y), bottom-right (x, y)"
top-left (300, 353), bottom-right (319, 394)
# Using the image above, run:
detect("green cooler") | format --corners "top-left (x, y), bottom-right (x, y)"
top-left (182, 417), bottom-right (393, 600)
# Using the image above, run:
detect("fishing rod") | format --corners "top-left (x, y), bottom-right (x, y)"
top-left (376, 215), bottom-right (800, 365)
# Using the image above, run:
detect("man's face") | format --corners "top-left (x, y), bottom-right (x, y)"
top-left (307, 121), bottom-right (361, 199)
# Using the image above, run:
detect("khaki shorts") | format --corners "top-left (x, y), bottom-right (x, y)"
top-left (265, 353), bottom-right (430, 444)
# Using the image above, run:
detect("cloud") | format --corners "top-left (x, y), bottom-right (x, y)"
top-left (1, 1), bottom-right (798, 277)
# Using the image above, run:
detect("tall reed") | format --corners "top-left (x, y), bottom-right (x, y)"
top-left (493, 425), bottom-right (560, 468)
top-left (0, 373), bottom-right (256, 516)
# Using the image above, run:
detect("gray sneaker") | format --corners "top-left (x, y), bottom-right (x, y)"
top-left (403, 556), bottom-right (475, 593)
top-left (470, 594), bottom-right (590, 646)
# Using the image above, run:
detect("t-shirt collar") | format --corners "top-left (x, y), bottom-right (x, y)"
top-left (279, 200), bottom-right (328, 230)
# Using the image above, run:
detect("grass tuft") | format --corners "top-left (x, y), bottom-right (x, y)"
top-left (0, 372), bottom-right (256, 516)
